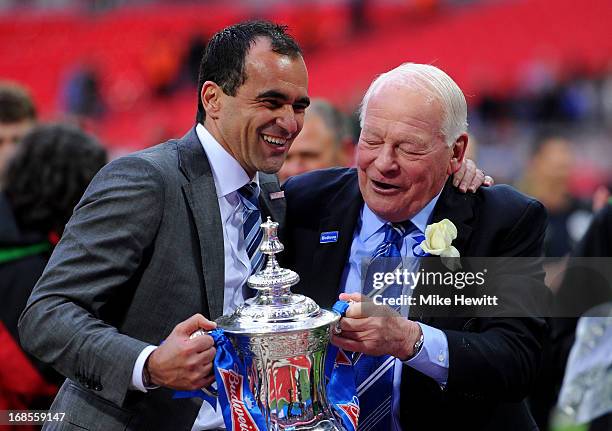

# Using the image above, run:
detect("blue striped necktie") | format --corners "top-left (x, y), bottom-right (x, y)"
top-left (238, 183), bottom-right (264, 292)
top-left (356, 221), bottom-right (419, 431)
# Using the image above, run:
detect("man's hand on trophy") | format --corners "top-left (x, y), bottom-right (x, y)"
top-left (331, 293), bottom-right (422, 360)
top-left (147, 313), bottom-right (217, 390)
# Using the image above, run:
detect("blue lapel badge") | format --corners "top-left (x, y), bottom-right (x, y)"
top-left (320, 231), bottom-right (339, 243)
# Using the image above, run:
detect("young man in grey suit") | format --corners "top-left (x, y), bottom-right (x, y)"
top-left (18, 22), bottom-right (310, 430)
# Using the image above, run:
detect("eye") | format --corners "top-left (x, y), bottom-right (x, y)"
top-left (293, 102), bottom-right (308, 114)
top-left (360, 137), bottom-right (382, 147)
top-left (262, 99), bottom-right (282, 109)
top-left (398, 143), bottom-right (412, 155)
top-left (398, 142), bottom-right (429, 157)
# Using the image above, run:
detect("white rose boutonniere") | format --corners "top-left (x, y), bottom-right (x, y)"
top-left (420, 219), bottom-right (461, 270)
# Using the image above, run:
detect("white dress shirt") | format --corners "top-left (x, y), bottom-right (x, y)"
top-left (130, 124), bottom-right (257, 430)
top-left (340, 191), bottom-right (450, 431)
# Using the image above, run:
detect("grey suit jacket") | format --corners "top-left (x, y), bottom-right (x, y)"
top-left (18, 127), bottom-right (285, 430)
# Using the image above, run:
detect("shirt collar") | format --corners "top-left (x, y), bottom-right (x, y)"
top-left (196, 123), bottom-right (258, 198)
top-left (360, 188), bottom-right (443, 242)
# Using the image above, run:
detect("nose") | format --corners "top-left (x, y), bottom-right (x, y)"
top-left (373, 143), bottom-right (399, 175)
top-left (276, 106), bottom-right (298, 136)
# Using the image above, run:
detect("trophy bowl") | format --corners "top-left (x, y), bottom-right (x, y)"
top-left (215, 217), bottom-right (343, 431)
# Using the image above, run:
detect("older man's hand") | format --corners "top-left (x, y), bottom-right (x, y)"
top-left (453, 158), bottom-right (494, 193)
top-left (332, 293), bottom-right (422, 361)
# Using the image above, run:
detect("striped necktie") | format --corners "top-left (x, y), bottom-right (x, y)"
top-left (238, 182), bottom-right (264, 278)
top-left (356, 221), bottom-right (419, 431)
top-left (365, 222), bottom-right (417, 303)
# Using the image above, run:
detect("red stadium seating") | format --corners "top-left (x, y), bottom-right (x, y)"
top-left (1, 0), bottom-right (610, 149)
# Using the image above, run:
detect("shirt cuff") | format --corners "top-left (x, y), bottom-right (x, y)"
top-left (403, 322), bottom-right (449, 386)
top-left (130, 345), bottom-right (158, 392)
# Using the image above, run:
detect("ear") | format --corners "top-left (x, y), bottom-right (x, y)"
top-left (201, 81), bottom-right (223, 120)
top-left (447, 133), bottom-right (468, 175)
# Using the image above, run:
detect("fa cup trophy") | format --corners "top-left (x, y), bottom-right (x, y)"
top-left (197, 217), bottom-right (352, 430)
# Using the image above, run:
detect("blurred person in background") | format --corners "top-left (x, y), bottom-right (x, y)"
top-left (278, 98), bottom-right (354, 182)
top-left (62, 65), bottom-right (105, 119)
top-left (555, 204), bottom-right (612, 431)
top-left (518, 133), bottom-right (592, 258)
top-left (520, 133), bottom-right (596, 430)
top-left (591, 184), bottom-right (611, 213)
top-left (0, 82), bottom-right (37, 185)
top-left (175, 34), bottom-right (210, 89)
top-left (0, 124), bottom-right (107, 427)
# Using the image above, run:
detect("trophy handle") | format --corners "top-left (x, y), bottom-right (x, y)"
top-left (190, 329), bottom-right (218, 398)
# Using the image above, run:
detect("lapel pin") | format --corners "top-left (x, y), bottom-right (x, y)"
top-left (269, 191), bottom-right (285, 200)
top-left (320, 231), bottom-right (339, 243)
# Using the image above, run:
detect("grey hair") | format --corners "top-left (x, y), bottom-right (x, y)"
top-left (307, 98), bottom-right (349, 150)
top-left (358, 63), bottom-right (468, 147)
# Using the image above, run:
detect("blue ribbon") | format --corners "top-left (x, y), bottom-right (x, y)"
top-left (326, 300), bottom-right (360, 431)
top-left (174, 302), bottom-right (360, 431)
top-left (174, 329), bottom-right (267, 430)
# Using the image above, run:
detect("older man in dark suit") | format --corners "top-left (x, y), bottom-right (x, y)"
top-left (282, 63), bottom-right (550, 430)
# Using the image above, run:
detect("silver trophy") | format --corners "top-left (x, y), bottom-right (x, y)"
top-left (199, 217), bottom-right (343, 430)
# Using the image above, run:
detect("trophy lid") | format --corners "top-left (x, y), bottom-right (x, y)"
top-left (215, 217), bottom-right (339, 335)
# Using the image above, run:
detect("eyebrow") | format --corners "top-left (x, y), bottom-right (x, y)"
top-left (256, 90), bottom-right (310, 106)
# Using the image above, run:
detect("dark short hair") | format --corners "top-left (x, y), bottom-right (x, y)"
top-left (2, 123), bottom-right (107, 235)
top-left (0, 82), bottom-right (37, 123)
top-left (196, 21), bottom-right (302, 124)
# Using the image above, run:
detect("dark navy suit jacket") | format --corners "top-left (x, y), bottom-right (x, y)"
top-left (281, 167), bottom-right (550, 431)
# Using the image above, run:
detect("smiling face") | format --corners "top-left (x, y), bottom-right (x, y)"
top-left (202, 37), bottom-right (310, 177)
top-left (357, 82), bottom-right (466, 222)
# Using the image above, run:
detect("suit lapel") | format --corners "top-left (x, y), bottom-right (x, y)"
top-left (411, 179), bottom-right (475, 323)
top-left (310, 175), bottom-right (362, 307)
top-left (178, 128), bottom-right (225, 320)
top-left (259, 173), bottom-right (285, 227)
top-left (429, 178), bottom-right (474, 253)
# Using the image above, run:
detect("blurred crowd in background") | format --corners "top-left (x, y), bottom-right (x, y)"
top-left (1, 1), bottom-right (611, 430)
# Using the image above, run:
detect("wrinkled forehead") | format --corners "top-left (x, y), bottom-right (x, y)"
top-left (363, 83), bottom-right (444, 134)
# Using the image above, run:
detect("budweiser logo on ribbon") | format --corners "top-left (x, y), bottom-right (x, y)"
top-left (337, 396), bottom-right (360, 430)
top-left (219, 367), bottom-right (260, 431)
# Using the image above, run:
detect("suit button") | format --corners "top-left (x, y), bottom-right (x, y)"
top-left (84, 382), bottom-right (91, 389)
top-left (94, 384), bottom-right (103, 391)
